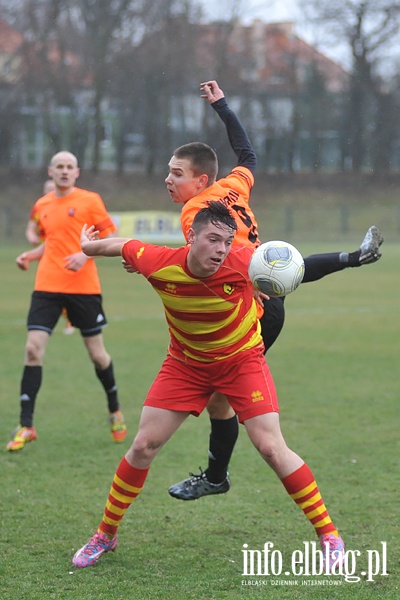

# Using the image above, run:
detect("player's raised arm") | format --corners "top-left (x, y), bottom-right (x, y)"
top-left (80, 225), bottom-right (130, 257)
top-left (200, 79), bottom-right (256, 174)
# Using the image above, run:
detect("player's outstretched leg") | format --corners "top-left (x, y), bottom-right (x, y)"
top-left (302, 225), bottom-right (384, 282)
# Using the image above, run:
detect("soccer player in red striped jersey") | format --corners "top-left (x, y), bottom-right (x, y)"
top-left (72, 201), bottom-right (345, 570)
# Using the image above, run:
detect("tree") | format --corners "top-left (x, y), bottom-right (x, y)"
top-left (299, 0), bottom-right (400, 171)
top-left (111, 1), bottom-right (202, 175)
top-left (72, 0), bottom-right (141, 173)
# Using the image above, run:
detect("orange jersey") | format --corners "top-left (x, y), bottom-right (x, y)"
top-left (180, 166), bottom-right (260, 248)
top-left (122, 240), bottom-right (262, 363)
top-left (29, 191), bottom-right (54, 240)
top-left (181, 166), bottom-right (263, 318)
top-left (33, 187), bottom-right (116, 294)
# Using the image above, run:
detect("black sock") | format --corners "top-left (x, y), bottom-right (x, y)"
top-left (303, 253), bottom-right (346, 283)
top-left (20, 366), bottom-right (42, 427)
top-left (346, 250), bottom-right (362, 267)
top-left (95, 361), bottom-right (119, 413)
top-left (205, 416), bottom-right (239, 483)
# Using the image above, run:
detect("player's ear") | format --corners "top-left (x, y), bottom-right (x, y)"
top-left (187, 228), bottom-right (195, 244)
top-left (197, 174), bottom-right (208, 188)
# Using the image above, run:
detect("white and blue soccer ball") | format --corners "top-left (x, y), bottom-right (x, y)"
top-left (249, 240), bottom-right (305, 297)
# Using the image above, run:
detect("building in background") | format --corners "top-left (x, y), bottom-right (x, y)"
top-left (2, 16), bottom-right (397, 173)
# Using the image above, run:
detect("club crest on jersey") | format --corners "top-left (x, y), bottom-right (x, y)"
top-left (223, 283), bottom-right (235, 295)
top-left (136, 247), bottom-right (145, 259)
top-left (165, 283), bottom-right (177, 294)
top-left (68, 208), bottom-right (75, 217)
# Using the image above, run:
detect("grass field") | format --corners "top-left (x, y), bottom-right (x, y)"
top-left (1, 240), bottom-right (399, 599)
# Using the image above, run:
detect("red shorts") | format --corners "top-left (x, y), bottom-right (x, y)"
top-left (145, 346), bottom-right (279, 423)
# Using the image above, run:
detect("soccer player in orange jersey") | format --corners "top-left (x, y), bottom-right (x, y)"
top-left (25, 178), bottom-right (75, 335)
top-left (6, 151), bottom-right (127, 451)
top-left (72, 201), bottom-right (345, 570)
top-left (163, 80), bottom-right (383, 501)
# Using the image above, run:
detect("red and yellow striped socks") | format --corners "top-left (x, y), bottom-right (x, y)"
top-left (282, 463), bottom-right (339, 538)
top-left (98, 456), bottom-right (149, 538)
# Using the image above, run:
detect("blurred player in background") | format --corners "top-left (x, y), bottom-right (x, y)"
top-left (164, 80), bottom-right (384, 501)
top-left (26, 178), bottom-right (74, 334)
top-left (6, 151), bottom-right (127, 452)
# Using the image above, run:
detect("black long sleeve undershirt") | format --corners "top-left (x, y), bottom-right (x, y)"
top-left (211, 97), bottom-right (257, 175)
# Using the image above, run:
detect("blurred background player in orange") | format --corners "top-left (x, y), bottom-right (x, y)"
top-left (164, 80), bottom-right (384, 500)
top-left (26, 178), bottom-right (74, 334)
top-left (6, 151), bottom-right (127, 451)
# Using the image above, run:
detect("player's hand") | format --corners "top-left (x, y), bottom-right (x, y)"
top-left (16, 252), bottom-right (30, 271)
top-left (81, 224), bottom-right (99, 245)
top-left (80, 224), bottom-right (100, 256)
top-left (200, 80), bottom-right (224, 103)
top-left (122, 259), bottom-right (139, 274)
top-left (253, 287), bottom-right (269, 306)
top-left (64, 252), bottom-right (89, 271)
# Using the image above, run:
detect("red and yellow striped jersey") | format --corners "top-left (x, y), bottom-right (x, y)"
top-left (122, 240), bottom-right (262, 363)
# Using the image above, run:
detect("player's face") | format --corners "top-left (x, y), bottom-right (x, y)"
top-left (165, 156), bottom-right (206, 204)
top-left (187, 222), bottom-right (234, 277)
top-left (48, 153), bottom-right (80, 191)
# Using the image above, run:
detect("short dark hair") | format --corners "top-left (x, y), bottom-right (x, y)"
top-left (192, 201), bottom-right (238, 234)
top-left (173, 142), bottom-right (218, 182)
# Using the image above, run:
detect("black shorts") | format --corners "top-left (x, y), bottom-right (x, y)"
top-left (260, 296), bottom-right (286, 353)
top-left (27, 291), bottom-right (108, 337)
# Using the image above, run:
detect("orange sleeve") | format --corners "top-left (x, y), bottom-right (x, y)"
top-left (95, 216), bottom-right (117, 237)
top-left (180, 166), bottom-right (259, 249)
top-left (88, 193), bottom-right (117, 238)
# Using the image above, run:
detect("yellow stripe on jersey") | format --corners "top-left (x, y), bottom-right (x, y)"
top-left (169, 300), bottom-right (258, 350)
top-left (151, 266), bottom-right (199, 284)
top-left (165, 299), bottom-right (241, 334)
top-left (157, 288), bottom-right (236, 314)
top-left (181, 333), bottom-right (262, 362)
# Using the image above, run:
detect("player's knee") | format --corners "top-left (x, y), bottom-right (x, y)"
top-left (130, 431), bottom-right (162, 463)
top-left (90, 350), bottom-right (111, 371)
top-left (255, 438), bottom-right (284, 468)
top-left (25, 339), bottom-right (44, 364)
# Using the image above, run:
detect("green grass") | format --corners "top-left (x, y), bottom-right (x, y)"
top-left (1, 241), bottom-right (399, 599)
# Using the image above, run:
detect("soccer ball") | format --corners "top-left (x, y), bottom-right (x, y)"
top-left (248, 240), bottom-right (305, 297)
